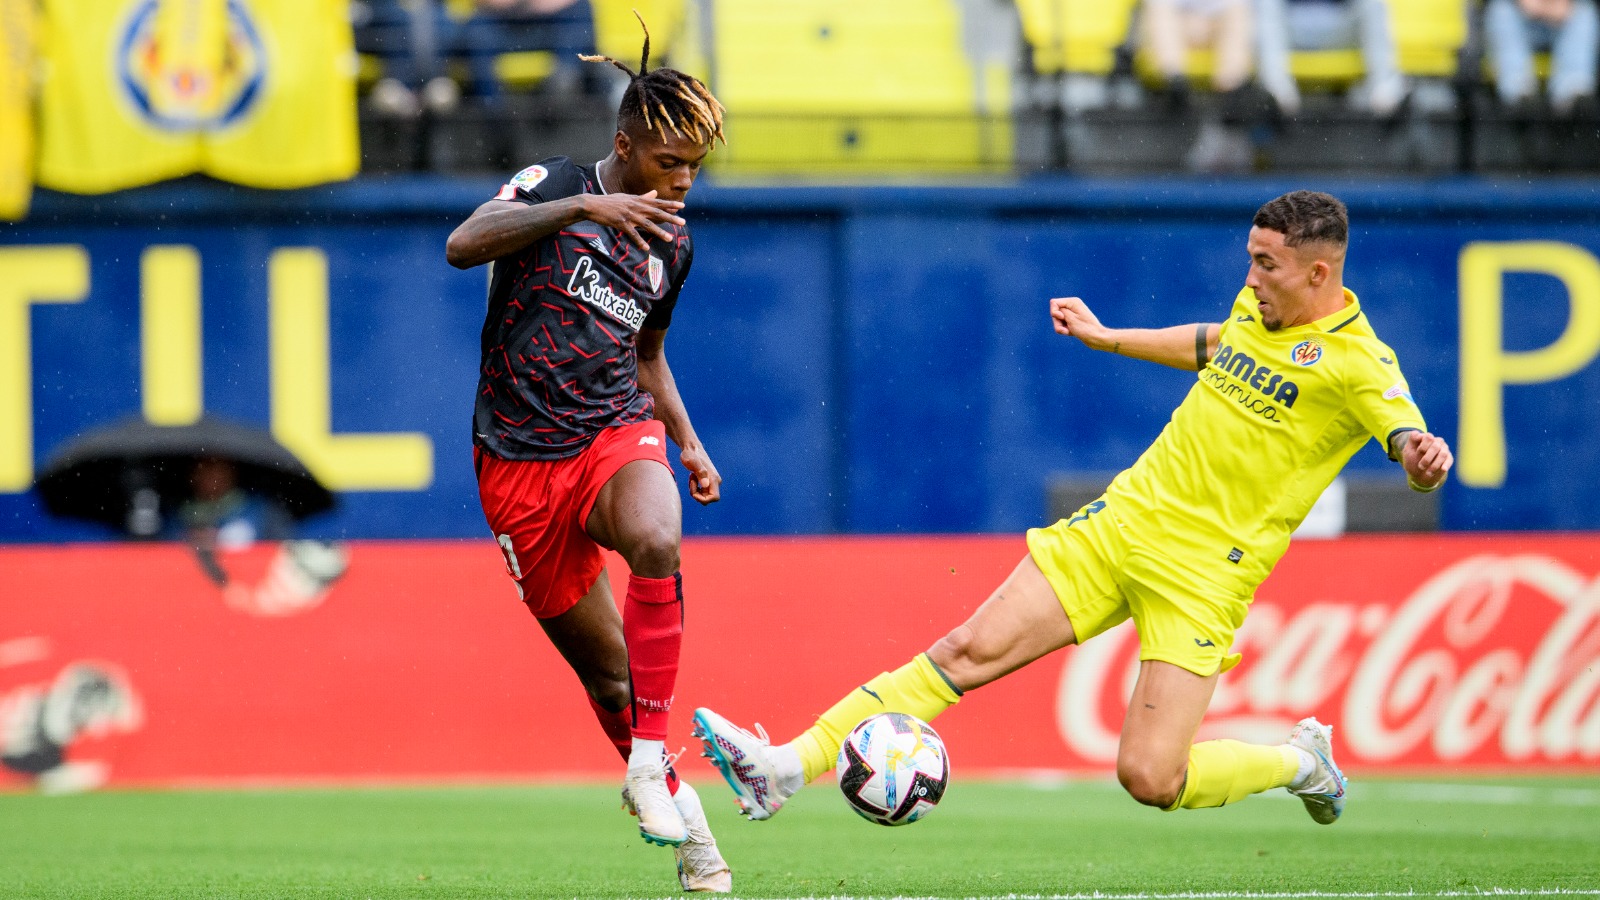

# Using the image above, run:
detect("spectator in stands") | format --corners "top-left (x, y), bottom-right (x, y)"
top-left (1485, 0), bottom-right (1599, 117)
top-left (1142, 0), bottom-right (1256, 104)
top-left (1255, 0), bottom-right (1407, 117)
top-left (1140, 0), bottom-right (1271, 171)
top-left (352, 0), bottom-right (462, 117)
top-left (458, 0), bottom-right (600, 103)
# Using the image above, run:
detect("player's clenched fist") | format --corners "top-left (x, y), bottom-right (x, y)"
top-left (1400, 431), bottom-right (1453, 492)
top-left (1050, 296), bottom-right (1111, 349)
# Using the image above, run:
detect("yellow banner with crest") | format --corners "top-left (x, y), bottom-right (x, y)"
top-left (37, 0), bottom-right (358, 194)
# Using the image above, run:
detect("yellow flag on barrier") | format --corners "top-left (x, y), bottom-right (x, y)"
top-left (0, 0), bottom-right (36, 219)
top-left (37, 0), bottom-right (358, 194)
top-left (204, 0), bottom-right (359, 188)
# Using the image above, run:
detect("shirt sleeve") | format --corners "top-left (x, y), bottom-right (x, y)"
top-left (491, 157), bottom-right (583, 205)
top-left (1346, 342), bottom-right (1427, 461)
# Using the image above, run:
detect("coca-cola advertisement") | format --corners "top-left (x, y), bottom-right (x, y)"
top-left (0, 536), bottom-right (1595, 790)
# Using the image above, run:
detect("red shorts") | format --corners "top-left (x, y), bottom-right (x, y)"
top-left (475, 420), bottom-right (671, 618)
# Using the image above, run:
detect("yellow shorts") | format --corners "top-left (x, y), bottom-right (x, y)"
top-left (1024, 497), bottom-right (1250, 677)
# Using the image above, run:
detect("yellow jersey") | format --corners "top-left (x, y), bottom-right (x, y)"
top-left (1104, 286), bottom-right (1427, 593)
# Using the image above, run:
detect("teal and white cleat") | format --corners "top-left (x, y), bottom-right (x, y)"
top-left (672, 782), bottom-right (732, 893)
top-left (623, 758), bottom-right (688, 846)
top-left (691, 708), bottom-right (792, 821)
top-left (1287, 717), bottom-right (1347, 824)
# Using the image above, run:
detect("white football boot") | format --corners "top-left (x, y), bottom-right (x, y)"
top-left (691, 708), bottom-right (794, 821)
top-left (622, 756), bottom-right (688, 846)
top-left (672, 782), bottom-right (732, 893)
top-left (1286, 717), bottom-right (1348, 824)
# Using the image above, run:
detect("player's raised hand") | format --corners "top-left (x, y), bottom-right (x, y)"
top-left (681, 446), bottom-right (722, 505)
top-left (584, 190), bottom-right (685, 250)
top-left (1050, 296), bottom-right (1111, 349)
top-left (1401, 431), bottom-right (1453, 491)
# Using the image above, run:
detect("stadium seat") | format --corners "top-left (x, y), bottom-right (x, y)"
top-left (487, 0), bottom-right (691, 90)
top-left (710, 0), bottom-right (1010, 174)
top-left (1016, 0), bottom-right (1140, 75)
top-left (1391, 0), bottom-right (1469, 77)
top-left (592, 0), bottom-right (686, 63)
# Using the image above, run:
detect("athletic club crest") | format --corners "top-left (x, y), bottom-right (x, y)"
top-left (115, 0), bottom-right (267, 131)
top-left (647, 255), bottom-right (663, 292)
top-left (1291, 339), bottom-right (1324, 366)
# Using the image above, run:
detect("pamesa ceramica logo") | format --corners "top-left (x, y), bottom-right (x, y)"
top-left (115, 0), bottom-right (267, 131)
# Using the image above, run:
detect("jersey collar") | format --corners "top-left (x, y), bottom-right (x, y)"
top-left (1286, 287), bottom-right (1362, 334)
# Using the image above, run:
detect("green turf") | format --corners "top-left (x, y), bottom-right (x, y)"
top-left (1, 777), bottom-right (1598, 899)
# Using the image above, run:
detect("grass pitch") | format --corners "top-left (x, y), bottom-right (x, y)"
top-left (1, 776), bottom-right (1597, 899)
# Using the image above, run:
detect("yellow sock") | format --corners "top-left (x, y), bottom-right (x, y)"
top-left (1166, 740), bottom-right (1299, 810)
top-left (791, 653), bottom-right (962, 783)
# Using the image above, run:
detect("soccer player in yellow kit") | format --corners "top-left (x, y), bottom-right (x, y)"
top-left (693, 190), bottom-right (1454, 824)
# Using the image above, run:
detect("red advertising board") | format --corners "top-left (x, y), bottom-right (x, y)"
top-left (1, 535), bottom-right (1597, 790)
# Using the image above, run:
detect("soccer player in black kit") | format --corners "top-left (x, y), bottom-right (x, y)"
top-left (444, 17), bottom-right (731, 894)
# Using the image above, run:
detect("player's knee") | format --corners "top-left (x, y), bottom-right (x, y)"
top-left (1117, 758), bottom-right (1183, 808)
top-left (930, 623), bottom-right (1003, 672)
top-left (621, 522), bottom-right (681, 577)
top-left (584, 675), bottom-right (632, 714)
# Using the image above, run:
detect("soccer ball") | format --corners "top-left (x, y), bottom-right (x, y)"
top-left (836, 711), bottom-right (949, 826)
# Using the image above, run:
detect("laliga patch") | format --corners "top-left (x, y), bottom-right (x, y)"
top-left (511, 165), bottom-right (549, 190)
top-left (1290, 339), bottom-right (1324, 366)
top-left (648, 255), bottom-right (664, 292)
top-left (1383, 381), bottom-right (1414, 403)
top-left (496, 164), bottom-right (549, 199)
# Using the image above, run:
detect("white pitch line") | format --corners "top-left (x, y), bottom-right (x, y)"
top-left (652, 890), bottom-right (1600, 900)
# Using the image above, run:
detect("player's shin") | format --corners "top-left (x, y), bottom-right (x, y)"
top-left (623, 572), bottom-right (683, 756)
top-left (1165, 739), bottom-right (1299, 810)
top-left (792, 653), bottom-right (962, 783)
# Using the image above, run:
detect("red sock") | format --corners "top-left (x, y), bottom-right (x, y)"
top-left (586, 694), bottom-right (679, 795)
top-left (622, 572), bottom-right (683, 743)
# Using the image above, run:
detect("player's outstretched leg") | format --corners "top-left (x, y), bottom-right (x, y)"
top-left (691, 708), bottom-right (800, 820)
top-left (672, 781), bottom-right (732, 893)
top-left (1285, 717), bottom-right (1347, 823)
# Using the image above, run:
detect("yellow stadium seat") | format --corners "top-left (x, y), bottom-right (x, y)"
top-left (593, 0), bottom-right (687, 63)
top-left (1391, 0), bottom-right (1468, 76)
top-left (710, 0), bottom-right (1009, 174)
top-left (1016, 0), bottom-right (1140, 75)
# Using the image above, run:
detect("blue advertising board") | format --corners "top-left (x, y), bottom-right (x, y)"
top-left (3, 176), bottom-right (1599, 540)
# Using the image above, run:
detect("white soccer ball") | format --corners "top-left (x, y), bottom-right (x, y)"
top-left (835, 711), bottom-right (949, 826)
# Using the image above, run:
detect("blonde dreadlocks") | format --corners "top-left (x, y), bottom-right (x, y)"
top-left (579, 11), bottom-right (726, 147)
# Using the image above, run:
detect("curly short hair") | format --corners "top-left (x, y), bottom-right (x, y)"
top-left (1253, 191), bottom-right (1348, 248)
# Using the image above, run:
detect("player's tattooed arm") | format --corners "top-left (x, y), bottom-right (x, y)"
top-left (638, 328), bottom-right (722, 505)
top-left (445, 192), bottom-right (685, 268)
top-left (447, 198), bottom-right (584, 268)
top-left (1050, 297), bottom-right (1220, 371)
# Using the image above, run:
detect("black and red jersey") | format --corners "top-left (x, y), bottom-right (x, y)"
top-left (472, 157), bottom-right (694, 460)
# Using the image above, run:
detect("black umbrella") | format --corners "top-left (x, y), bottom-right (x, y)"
top-left (33, 415), bottom-right (335, 535)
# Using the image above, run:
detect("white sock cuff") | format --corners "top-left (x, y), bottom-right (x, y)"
top-left (773, 743), bottom-right (806, 794)
top-left (1288, 745), bottom-right (1316, 789)
top-left (629, 738), bottom-right (667, 769)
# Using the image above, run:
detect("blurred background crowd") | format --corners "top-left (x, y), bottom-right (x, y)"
top-left (344, 0), bottom-right (1600, 176)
